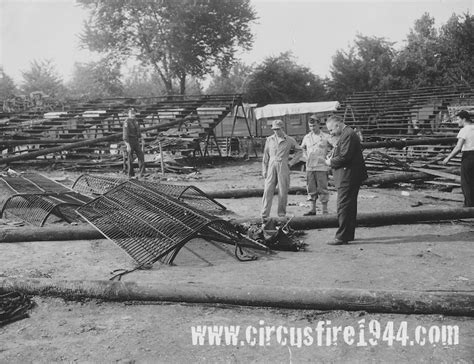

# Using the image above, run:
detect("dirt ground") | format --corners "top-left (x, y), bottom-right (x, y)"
top-left (0, 159), bottom-right (473, 363)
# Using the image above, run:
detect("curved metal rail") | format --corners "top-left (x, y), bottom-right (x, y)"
top-left (72, 174), bottom-right (226, 212)
top-left (76, 181), bottom-right (266, 265)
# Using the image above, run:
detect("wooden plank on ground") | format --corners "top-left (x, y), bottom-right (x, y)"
top-left (411, 167), bottom-right (461, 183)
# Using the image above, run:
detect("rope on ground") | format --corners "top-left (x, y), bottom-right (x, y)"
top-left (0, 291), bottom-right (35, 327)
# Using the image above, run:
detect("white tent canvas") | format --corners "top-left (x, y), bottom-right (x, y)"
top-left (254, 101), bottom-right (340, 120)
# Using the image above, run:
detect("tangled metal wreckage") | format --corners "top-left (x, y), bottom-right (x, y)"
top-left (0, 172), bottom-right (271, 266)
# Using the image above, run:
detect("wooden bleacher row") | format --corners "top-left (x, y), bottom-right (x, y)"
top-left (0, 94), bottom-right (243, 159)
top-left (336, 84), bottom-right (474, 139)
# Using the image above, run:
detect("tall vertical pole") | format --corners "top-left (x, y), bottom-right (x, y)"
top-left (228, 105), bottom-right (238, 157)
top-left (159, 141), bottom-right (165, 176)
top-left (241, 103), bottom-right (258, 158)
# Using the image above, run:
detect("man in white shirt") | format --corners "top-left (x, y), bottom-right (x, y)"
top-left (261, 119), bottom-right (302, 220)
top-left (301, 115), bottom-right (332, 215)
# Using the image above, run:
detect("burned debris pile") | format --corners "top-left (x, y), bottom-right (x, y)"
top-left (0, 291), bottom-right (35, 328)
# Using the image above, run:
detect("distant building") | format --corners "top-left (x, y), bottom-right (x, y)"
top-left (254, 101), bottom-right (340, 137)
top-left (214, 103), bottom-right (258, 138)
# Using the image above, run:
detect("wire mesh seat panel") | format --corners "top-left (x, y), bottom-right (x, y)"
top-left (72, 174), bottom-right (128, 196)
top-left (1, 192), bottom-right (90, 226)
top-left (1, 173), bottom-right (71, 194)
top-left (76, 181), bottom-right (257, 265)
top-left (72, 174), bottom-right (225, 212)
top-left (138, 181), bottom-right (226, 212)
top-left (0, 174), bottom-right (91, 226)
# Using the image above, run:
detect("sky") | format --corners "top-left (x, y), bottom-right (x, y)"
top-left (0, 0), bottom-right (473, 85)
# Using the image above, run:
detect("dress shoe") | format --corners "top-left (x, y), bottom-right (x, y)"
top-left (303, 211), bottom-right (316, 216)
top-left (327, 239), bottom-right (348, 245)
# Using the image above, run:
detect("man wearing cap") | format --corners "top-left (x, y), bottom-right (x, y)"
top-left (301, 115), bottom-right (332, 215)
top-left (261, 119), bottom-right (302, 220)
top-left (442, 110), bottom-right (474, 207)
top-left (325, 115), bottom-right (367, 245)
top-left (123, 108), bottom-right (145, 178)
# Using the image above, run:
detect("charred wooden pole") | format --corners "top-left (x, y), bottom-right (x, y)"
top-left (361, 137), bottom-right (457, 149)
top-left (232, 207), bottom-right (474, 229)
top-left (363, 171), bottom-right (432, 186)
top-left (204, 172), bottom-right (433, 199)
top-left (2, 207), bottom-right (474, 244)
top-left (207, 186), bottom-right (306, 199)
top-left (0, 136), bottom-right (455, 150)
top-left (1, 278), bottom-right (473, 316)
top-left (0, 139), bottom-right (84, 147)
top-left (0, 225), bottom-right (104, 243)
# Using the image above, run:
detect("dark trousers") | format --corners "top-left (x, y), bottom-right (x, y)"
top-left (127, 140), bottom-right (145, 177)
top-left (461, 152), bottom-right (474, 207)
top-left (336, 183), bottom-right (360, 241)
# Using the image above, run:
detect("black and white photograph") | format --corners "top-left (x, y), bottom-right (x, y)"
top-left (0, 0), bottom-right (473, 362)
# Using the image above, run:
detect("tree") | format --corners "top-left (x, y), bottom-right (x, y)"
top-left (0, 67), bottom-right (17, 100)
top-left (246, 52), bottom-right (327, 105)
top-left (78, 0), bottom-right (256, 95)
top-left (123, 65), bottom-right (202, 97)
top-left (123, 65), bottom-right (166, 97)
top-left (329, 35), bottom-right (396, 98)
top-left (206, 62), bottom-right (253, 95)
top-left (393, 13), bottom-right (442, 88)
top-left (21, 59), bottom-right (64, 97)
top-left (67, 58), bottom-right (123, 99)
top-left (437, 12), bottom-right (474, 85)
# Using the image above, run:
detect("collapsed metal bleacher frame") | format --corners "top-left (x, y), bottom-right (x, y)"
top-left (71, 174), bottom-right (226, 212)
top-left (0, 173), bottom-right (91, 226)
top-left (76, 180), bottom-right (268, 265)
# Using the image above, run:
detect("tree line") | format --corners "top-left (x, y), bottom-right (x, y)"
top-left (0, 0), bottom-right (472, 107)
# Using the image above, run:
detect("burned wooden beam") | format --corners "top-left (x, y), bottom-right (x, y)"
top-left (204, 172), bottom-right (441, 199)
top-left (232, 207), bottom-right (474, 229)
top-left (0, 139), bottom-right (82, 147)
top-left (1, 278), bottom-right (473, 316)
top-left (3, 207), bottom-right (474, 243)
top-left (362, 137), bottom-right (457, 149)
top-left (410, 167), bottom-right (461, 183)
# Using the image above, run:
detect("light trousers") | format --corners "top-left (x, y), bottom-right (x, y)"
top-left (262, 161), bottom-right (290, 218)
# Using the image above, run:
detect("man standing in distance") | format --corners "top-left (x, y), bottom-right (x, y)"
top-left (261, 119), bottom-right (302, 221)
top-left (325, 116), bottom-right (367, 245)
top-left (123, 107), bottom-right (145, 178)
top-left (301, 115), bottom-right (332, 215)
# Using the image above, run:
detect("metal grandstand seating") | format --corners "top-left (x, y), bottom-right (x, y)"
top-left (76, 180), bottom-right (268, 265)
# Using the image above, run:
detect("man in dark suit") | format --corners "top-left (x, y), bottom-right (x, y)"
top-left (325, 116), bottom-right (368, 245)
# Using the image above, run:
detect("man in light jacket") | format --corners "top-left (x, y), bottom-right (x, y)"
top-left (261, 119), bottom-right (302, 220)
